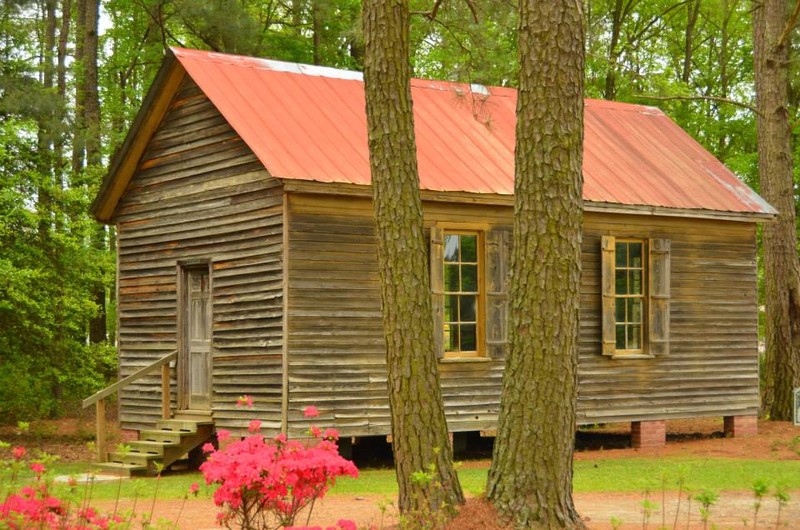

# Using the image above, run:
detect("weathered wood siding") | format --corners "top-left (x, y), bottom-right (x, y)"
top-left (286, 192), bottom-right (759, 436)
top-left (285, 194), bottom-right (509, 436)
top-left (114, 78), bottom-right (284, 432)
top-left (578, 214), bottom-right (759, 423)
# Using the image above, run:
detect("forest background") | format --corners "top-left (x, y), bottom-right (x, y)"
top-left (0, 0), bottom-right (796, 421)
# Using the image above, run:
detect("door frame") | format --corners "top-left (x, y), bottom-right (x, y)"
top-left (176, 259), bottom-right (213, 411)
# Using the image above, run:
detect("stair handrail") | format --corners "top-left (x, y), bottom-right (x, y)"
top-left (82, 350), bottom-right (177, 462)
top-left (82, 350), bottom-right (177, 409)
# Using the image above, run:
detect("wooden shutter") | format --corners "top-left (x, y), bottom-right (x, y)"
top-left (430, 226), bottom-right (445, 358)
top-left (485, 229), bottom-right (511, 359)
top-left (601, 235), bottom-right (616, 356)
top-left (648, 238), bottom-right (671, 356)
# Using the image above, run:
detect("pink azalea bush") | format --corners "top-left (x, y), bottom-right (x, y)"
top-left (0, 457), bottom-right (121, 530)
top-left (200, 405), bottom-right (359, 530)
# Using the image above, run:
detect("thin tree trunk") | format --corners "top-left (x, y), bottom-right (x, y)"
top-left (361, 0), bottom-right (464, 515)
top-left (682, 0), bottom-right (700, 83)
top-left (604, 0), bottom-right (624, 100)
top-left (54, 0), bottom-right (70, 230)
top-left (753, 0), bottom-right (800, 421)
top-left (83, 0), bottom-right (100, 166)
top-left (312, 0), bottom-right (321, 65)
top-left (36, 0), bottom-right (57, 238)
top-left (78, 0), bottom-right (107, 344)
top-left (487, 1), bottom-right (586, 528)
top-left (72, 0), bottom-right (86, 174)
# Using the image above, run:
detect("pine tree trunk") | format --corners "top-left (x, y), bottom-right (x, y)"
top-left (604, 0), bottom-right (623, 100)
top-left (72, 0), bottom-right (86, 174)
top-left (36, 0), bottom-right (58, 238)
top-left (312, 0), bottom-right (321, 65)
top-left (753, 0), bottom-right (800, 421)
top-left (362, 0), bottom-right (464, 515)
top-left (487, 1), bottom-right (586, 528)
top-left (83, 0), bottom-right (100, 167)
top-left (76, 0), bottom-right (107, 344)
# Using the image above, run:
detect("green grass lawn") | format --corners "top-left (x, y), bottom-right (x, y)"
top-left (41, 457), bottom-right (800, 501)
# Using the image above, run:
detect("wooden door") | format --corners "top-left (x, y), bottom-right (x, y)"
top-left (180, 267), bottom-right (212, 410)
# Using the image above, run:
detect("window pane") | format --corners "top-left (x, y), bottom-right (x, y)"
top-left (615, 270), bottom-right (627, 295)
top-left (629, 242), bottom-right (642, 267)
top-left (444, 295), bottom-right (457, 322)
top-left (616, 242), bottom-right (628, 267)
top-left (462, 264), bottom-right (478, 292)
top-left (629, 270), bottom-right (642, 294)
top-left (445, 264), bottom-right (460, 292)
top-left (444, 235), bottom-right (459, 262)
top-left (460, 324), bottom-right (477, 351)
top-left (444, 324), bottom-right (458, 352)
top-left (627, 325), bottom-right (641, 349)
top-left (461, 235), bottom-right (477, 262)
top-left (615, 298), bottom-right (626, 322)
top-left (628, 298), bottom-right (642, 324)
top-left (615, 324), bottom-right (626, 349)
top-left (460, 295), bottom-right (477, 322)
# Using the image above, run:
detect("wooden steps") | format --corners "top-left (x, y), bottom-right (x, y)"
top-left (96, 416), bottom-right (214, 477)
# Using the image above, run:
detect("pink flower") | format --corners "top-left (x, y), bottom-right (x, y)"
top-left (337, 520), bottom-right (357, 530)
top-left (11, 446), bottom-right (25, 460)
top-left (29, 462), bottom-right (45, 474)
top-left (248, 420), bottom-right (262, 433)
top-left (303, 405), bottom-right (320, 418)
top-left (199, 418), bottom-right (358, 529)
top-left (310, 426), bottom-right (322, 438)
top-left (217, 429), bottom-right (231, 442)
top-left (202, 442), bottom-right (215, 453)
top-left (189, 482), bottom-right (200, 496)
top-left (323, 428), bottom-right (339, 441)
top-left (236, 395), bottom-right (254, 408)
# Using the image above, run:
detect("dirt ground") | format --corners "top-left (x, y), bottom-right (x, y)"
top-left (4, 417), bottom-right (800, 529)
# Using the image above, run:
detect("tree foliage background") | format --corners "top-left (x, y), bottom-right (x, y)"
top-left (1, 0), bottom-right (797, 421)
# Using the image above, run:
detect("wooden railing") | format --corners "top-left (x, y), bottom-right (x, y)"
top-left (82, 350), bottom-right (177, 462)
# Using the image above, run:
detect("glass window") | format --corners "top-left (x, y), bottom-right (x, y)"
top-left (443, 233), bottom-right (481, 355)
top-left (614, 240), bottom-right (646, 352)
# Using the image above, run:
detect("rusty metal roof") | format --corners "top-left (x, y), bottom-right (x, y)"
top-left (165, 48), bottom-right (774, 217)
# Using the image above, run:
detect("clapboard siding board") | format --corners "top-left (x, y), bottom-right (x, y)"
top-left (114, 78), bottom-right (284, 432)
top-left (285, 193), bottom-right (758, 436)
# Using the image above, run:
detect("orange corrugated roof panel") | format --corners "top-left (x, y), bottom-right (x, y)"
top-left (172, 48), bottom-right (774, 216)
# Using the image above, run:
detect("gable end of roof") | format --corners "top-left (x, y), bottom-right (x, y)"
top-left (92, 50), bottom-right (186, 223)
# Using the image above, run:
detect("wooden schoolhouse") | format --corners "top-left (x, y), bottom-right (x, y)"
top-left (88, 48), bottom-right (775, 473)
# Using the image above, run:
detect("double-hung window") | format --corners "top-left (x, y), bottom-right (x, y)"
top-left (431, 225), bottom-right (510, 360)
top-left (614, 240), bottom-right (645, 353)
top-left (602, 235), bottom-right (670, 358)
top-left (443, 232), bottom-right (481, 355)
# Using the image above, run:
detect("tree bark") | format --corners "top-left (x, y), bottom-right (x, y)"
top-left (487, 1), bottom-right (586, 528)
top-left (361, 0), bottom-right (464, 515)
top-left (753, 0), bottom-right (800, 421)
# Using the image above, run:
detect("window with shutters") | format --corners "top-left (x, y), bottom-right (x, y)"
top-left (431, 225), bottom-right (509, 360)
top-left (601, 235), bottom-right (670, 358)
